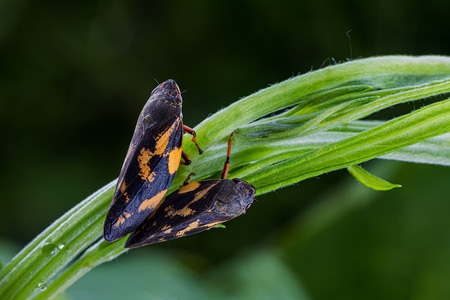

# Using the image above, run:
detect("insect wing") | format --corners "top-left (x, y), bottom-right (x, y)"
top-left (125, 178), bottom-right (255, 247)
top-left (104, 80), bottom-right (184, 242)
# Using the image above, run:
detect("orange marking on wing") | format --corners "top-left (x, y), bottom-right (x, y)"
top-left (192, 184), bottom-right (216, 203)
top-left (175, 219), bottom-right (200, 237)
top-left (154, 121), bottom-right (178, 156)
top-left (166, 205), bottom-right (195, 218)
top-left (119, 181), bottom-right (127, 194)
top-left (178, 182), bottom-right (201, 194)
top-left (167, 147), bottom-right (182, 174)
top-left (136, 121), bottom-right (180, 180)
top-left (123, 191), bottom-right (131, 203)
top-left (137, 148), bottom-right (153, 180)
top-left (138, 189), bottom-right (167, 213)
top-left (178, 220), bottom-right (221, 237)
top-left (162, 227), bottom-right (173, 235)
top-left (160, 224), bottom-right (171, 231)
top-left (147, 171), bottom-right (156, 182)
top-left (113, 212), bottom-right (132, 228)
top-left (164, 205), bottom-right (177, 218)
top-left (119, 181), bottom-right (132, 203)
top-left (174, 219), bottom-right (220, 237)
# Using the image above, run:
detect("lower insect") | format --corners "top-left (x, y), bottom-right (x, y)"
top-left (125, 131), bottom-right (255, 248)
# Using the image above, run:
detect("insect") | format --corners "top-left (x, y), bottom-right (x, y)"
top-left (125, 131), bottom-right (255, 248)
top-left (104, 79), bottom-right (202, 242)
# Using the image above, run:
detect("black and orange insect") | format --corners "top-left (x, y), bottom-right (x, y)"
top-left (104, 79), bottom-right (202, 242)
top-left (125, 132), bottom-right (255, 248)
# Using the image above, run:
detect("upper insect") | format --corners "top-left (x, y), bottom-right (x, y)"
top-left (104, 79), bottom-right (201, 242)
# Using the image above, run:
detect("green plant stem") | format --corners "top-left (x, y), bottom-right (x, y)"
top-left (34, 240), bottom-right (126, 300)
top-left (0, 181), bottom-right (115, 299)
top-left (1, 55), bottom-right (450, 299)
top-left (247, 98), bottom-right (450, 192)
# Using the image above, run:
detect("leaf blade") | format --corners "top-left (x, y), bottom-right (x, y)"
top-left (347, 165), bottom-right (402, 191)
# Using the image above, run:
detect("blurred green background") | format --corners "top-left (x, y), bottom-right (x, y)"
top-left (1, 1), bottom-right (450, 299)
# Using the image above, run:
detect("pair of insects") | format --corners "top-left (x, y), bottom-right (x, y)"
top-left (104, 79), bottom-right (255, 247)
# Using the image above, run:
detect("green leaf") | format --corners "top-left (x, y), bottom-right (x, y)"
top-left (334, 121), bottom-right (450, 166)
top-left (347, 165), bottom-right (402, 191)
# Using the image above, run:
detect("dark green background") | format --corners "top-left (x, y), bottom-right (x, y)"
top-left (1, 1), bottom-right (450, 299)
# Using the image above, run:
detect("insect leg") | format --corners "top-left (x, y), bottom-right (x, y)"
top-left (182, 173), bottom-right (196, 185)
top-left (221, 131), bottom-right (235, 180)
top-left (183, 125), bottom-right (203, 154)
